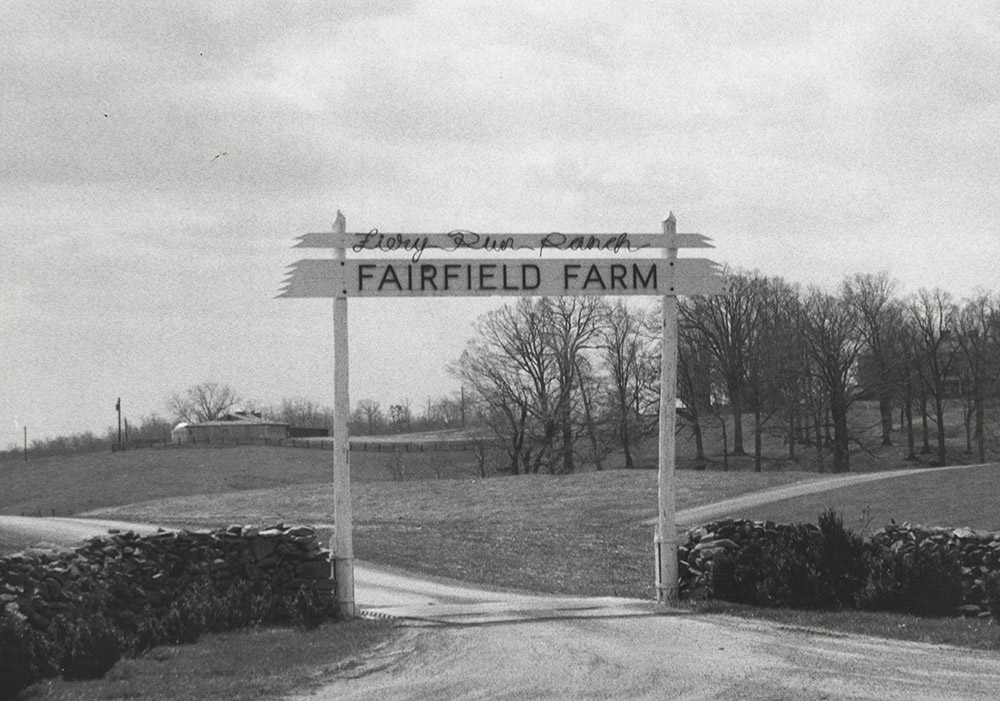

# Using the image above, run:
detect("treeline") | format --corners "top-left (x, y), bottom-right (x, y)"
top-left (0, 414), bottom-right (176, 461)
top-left (265, 395), bottom-right (468, 436)
top-left (453, 270), bottom-right (1000, 475)
top-left (166, 380), bottom-right (467, 436)
top-left (0, 386), bottom-right (462, 461)
top-left (8, 270), bottom-right (998, 471)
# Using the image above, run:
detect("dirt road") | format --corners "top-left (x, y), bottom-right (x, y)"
top-left (669, 462), bottom-right (993, 527)
top-left (286, 612), bottom-right (1000, 701)
top-left (313, 559), bottom-right (1000, 701)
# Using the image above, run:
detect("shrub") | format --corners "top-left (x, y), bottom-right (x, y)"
top-left (214, 579), bottom-right (281, 631)
top-left (284, 585), bottom-right (336, 630)
top-left (711, 524), bottom-right (836, 608)
top-left (53, 611), bottom-right (123, 681)
top-left (816, 509), bottom-right (867, 607)
top-left (858, 542), bottom-right (965, 616)
top-left (984, 571), bottom-right (1000, 619)
top-left (709, 512), bottom-right (869, 610)
top-left (160, 584), bottom-right (212, 645)
top-left (1, 611), bottom-right (37, 699)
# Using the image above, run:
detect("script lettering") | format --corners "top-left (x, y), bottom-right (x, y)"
top-left (352, 229), bottom-right (431, 261)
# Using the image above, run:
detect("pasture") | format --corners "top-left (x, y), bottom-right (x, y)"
top-left (31, 446), bottom-right (993, 600)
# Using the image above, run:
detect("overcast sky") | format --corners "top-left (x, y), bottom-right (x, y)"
top-left (2, 2), bottom-right (998, 447)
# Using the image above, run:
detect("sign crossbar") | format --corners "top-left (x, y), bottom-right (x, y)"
top-left (293, 231), bottom-right (714, 255)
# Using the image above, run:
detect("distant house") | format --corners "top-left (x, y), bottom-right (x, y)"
top-left (171, 412), bottom-right (289, 444)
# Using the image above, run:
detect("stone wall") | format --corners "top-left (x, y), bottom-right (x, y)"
top-left (679, 518), bottom-right (1000, 616)
top-left (0, 523), bottom-right (334, 635)
top-left (871, 522), bottom-right (1000, 617)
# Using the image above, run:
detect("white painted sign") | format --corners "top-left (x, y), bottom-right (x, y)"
top-left (293, 231), bottom-right (714, 260)
top-left (279, 257), bottom-right (722, 298)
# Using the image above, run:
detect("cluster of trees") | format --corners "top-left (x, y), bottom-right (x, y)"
top-left (349, 395), bottom-right (467, 436)
top-left (454, 271), bottom-right (1000, 475)
top-left (452, 297), bottom-right (661, 474)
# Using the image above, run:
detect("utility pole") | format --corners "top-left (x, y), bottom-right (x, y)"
top-left (116, 398), bottom-right (122, 451)
top-left (23, 426), bottom-right (27, 462)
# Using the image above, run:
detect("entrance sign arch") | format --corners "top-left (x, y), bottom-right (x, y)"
top-left (279, 212), bottom-right (722, 616)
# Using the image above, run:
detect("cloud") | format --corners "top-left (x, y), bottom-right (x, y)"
top-left (3, 1), bottom-right (1000, 446)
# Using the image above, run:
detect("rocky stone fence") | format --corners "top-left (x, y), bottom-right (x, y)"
top-left (1, 523), bottom-right (334, 640)
top-left (870, 522), bottom-right (1000, 617)
top-left (679, 518), bottom-right (1000, 617)
top-left (679, 518), bottom-right (784, 599)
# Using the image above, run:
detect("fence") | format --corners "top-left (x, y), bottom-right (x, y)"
top-left (107, 435), bottom-right (503, 453)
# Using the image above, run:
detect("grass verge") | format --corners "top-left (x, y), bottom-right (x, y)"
top-left (21, 619), bottom-right (398, 701)
top-left (689, 600), bottom-right (1000, 651)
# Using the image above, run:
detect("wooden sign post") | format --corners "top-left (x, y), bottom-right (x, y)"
top-left (330, 211), bottom-right (354, 617)
top-left (279, 212), bottom-right (721, 614)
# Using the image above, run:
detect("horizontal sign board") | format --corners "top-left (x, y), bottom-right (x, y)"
top-left (293, 231), bottom-right (713, 260)
top-left (278, 257), bottom-right (723, 298)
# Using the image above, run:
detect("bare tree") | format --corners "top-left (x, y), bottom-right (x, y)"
top-left (542, 297), bottom-right (604, 474)
top-left (744, 276), bottom-right (803, 472)
top-left (677, 325), bottom-right (715, 466)
top-left (680, 269), bottom-right (764, 455)
top-left (388, 400), bottom-right (412, 433)
top-left (955, 292), bottom-right (1000, 462)
top-left (843, 272), bottom-right (909, 446)
top-left (799, 288), bottom-right (865, 473)
top-left (452, 297), bottom-right (603, 475)
top-left (598, 299), bottom-right (658, 469)
top-left (452, 299), bottom-right (552, 474)
top-left (352, 399), bottom-right (385, 435)
top-left (908, 288), bottom-right (960, 466)
top-left (269, 397), bottom-right (332, 429)
top-left (168, 382), bottom-right (240, 423)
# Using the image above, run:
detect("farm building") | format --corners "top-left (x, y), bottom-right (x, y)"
top-left (170, 412), bottom-right (289, 444)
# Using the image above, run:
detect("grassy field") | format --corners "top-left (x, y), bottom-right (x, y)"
top-left (724, 464), bottom-right (1000, 534)
top-left (0, 443), bottom-right (494, 517)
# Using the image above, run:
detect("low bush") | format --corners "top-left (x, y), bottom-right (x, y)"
top-left (284, 584), bottom-right (337, 630)
top-left (711, 525), bottom-right (832, 608)
top-left (858, 543), bottom-right (965, 616)
top-left (709, 510), bottom-right (867, 610)
top-left (54, 611), bottom-right (124, 681)
top-left (816, 509), bottom-right (867, 606)
top-left (704, 511), bottom-right (968, 618)
top-left (1, 611), bottom-right (37, 699)
top-left (984, 571), bottom-right (1000, 619)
